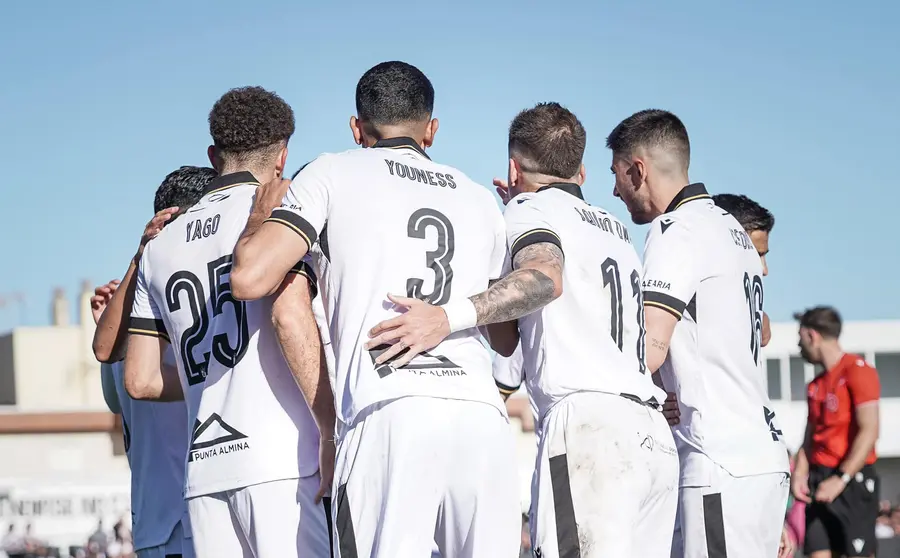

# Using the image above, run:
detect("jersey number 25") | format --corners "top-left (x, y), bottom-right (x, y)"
top-left (164, 255), bottom-right (250, 386)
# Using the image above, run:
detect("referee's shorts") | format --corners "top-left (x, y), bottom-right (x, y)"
top-left (805, 464), bottom-right (879, 557)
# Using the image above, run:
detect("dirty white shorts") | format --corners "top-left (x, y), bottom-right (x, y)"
top-left (529, 391), bottom-right (679, 557)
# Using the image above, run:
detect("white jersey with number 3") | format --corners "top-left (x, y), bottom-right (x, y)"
top-left (504, 183), bottom-right (665, 424)
top-left (266, 138), bottom-right (508, 427)
top-left (129, 171), bottom-right (322, 498)
top-left (641, 183), bottom-right (788, 478)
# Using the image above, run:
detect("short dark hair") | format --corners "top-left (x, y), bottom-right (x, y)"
top-left (605, 109), bottom-right (690, 170)
top-left (793, 306), bottom-right (842, 339)
top-left (208, 86), bottom-right (295, 161)
top-left (713, 194), bottom-right (775, 233)
top-left (508, 102), bottom-right (586, 179)
top-left (355, 61), bottom-right (434, 128)
top-left (154, 166), bottom-right (217, 213)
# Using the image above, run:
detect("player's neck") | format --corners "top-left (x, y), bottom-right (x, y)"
top-left (218, 162), bottom-right (274, 183)
top-left (820, 343), bottom-right (845, 371)
top-left (364, 126), bottom-right (425, 149)
top-left (650, 175), bottom-right (691, 218)
top-left (518, 172), bottom-right (580, 194)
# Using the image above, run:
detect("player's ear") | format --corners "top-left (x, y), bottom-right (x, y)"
top-left (575, 163), bottom-right (586, 186)
top-left (207, 145), bottom-right (217, 170)
top-left (274, 145), bottom-right (288, 179)
top-left (349, 116), bottom-right (363, 146)
top-left (508, 158), bottom-right (519, 188)
top-left (423, 118), bottom-right (439, 148)
top-left (631, 158), bottom-right (645, 187)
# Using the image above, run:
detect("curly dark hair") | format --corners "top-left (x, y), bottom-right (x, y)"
top-left (208, 86), bottom-right (295, 158)
top-left (154, 166), bottom-right (217, 213)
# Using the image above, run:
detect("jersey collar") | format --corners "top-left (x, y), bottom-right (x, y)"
top-left (372, 137), bottom-right (431, 160)
top-left (664, 183), bottom-right (710, 213)
top-left (203, 171), bottom-right (260, 196)
top-left (536, 182), bottom-right (585, 201)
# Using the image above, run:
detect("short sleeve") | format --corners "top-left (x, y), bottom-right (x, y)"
top-left (846, 360), bottom-right (880, 406)
top-left (128, 254), bottom-right (169, 343)
top-left (493, 345), bottom-right (525, 396)
top-left (504, 196), bottom-right (562, 260)
top-left (288, 254), bottom-right (319, 299)
top-left (488, 202), bottom-right (508, 281)
top-left (641, 217), bottom-right (701, 320)
top-left (266, 155), bottom-right (332, 250)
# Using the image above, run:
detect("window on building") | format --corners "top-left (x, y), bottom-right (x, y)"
top-left (874, 352), bottom-right (900, 398)
top-left (790, 356), bottom-right (807, 401)
top-left (766, 359), bottom-right (782, 400)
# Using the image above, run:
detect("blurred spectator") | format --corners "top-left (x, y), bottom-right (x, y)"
top-left (876, 502), bottom-right (894, 539)
top-left (2, 525), bottom-right (25, 558)
top-left (85, 521), bottom-right (107, 557)
top-left (892, 507), bottom-right (900, 537)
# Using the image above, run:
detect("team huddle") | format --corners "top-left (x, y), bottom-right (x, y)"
top-left (89, 60), bottom-right (790, 558)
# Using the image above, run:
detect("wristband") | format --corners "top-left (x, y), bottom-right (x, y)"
top-left (442, 299), bottom-right (478, 334)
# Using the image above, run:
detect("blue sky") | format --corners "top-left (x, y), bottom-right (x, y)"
top-left (0, 0), bottom-right (897, 330)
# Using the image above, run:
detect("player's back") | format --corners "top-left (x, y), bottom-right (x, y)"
top-left (290, 140), bottom-right (507, 426)
top-left (506, 185), bottom-right (664, 422)
top-left (138, 172), bottom-right (320, 497)
top-left (643, 190), bottom-right (787, 476)
top-left (108, 355), bottom-right (188, 552)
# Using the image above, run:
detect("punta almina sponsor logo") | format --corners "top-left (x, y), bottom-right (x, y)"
top-left (189, 413), bottom-right (249, 462)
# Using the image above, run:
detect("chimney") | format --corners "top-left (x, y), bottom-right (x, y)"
top-left (80, 279), bottom-right (94, 330)
top-left (52, 287), bottom-right (69, 326)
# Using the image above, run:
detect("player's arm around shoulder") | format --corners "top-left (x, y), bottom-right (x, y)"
top-left (233, 157), bottom-right (334, 301)
top-left (641, 215), bottom-right (700, 374)
top-left (470, 194), bottom-right (565, 324)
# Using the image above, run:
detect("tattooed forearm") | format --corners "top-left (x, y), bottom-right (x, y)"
top-left (649, 337), bottom-right (668, 351)
top-left (469, 242), bottom-right (564, 326)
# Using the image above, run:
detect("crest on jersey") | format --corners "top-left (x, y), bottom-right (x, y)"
top-left (367, 344), bottom-right (465, 379)
top-left (189, 413), bottom-right (250, 462)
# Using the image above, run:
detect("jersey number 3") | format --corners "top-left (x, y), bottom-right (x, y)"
top-left (406, 208), bottom-right (454, 306)
top-left (165, 255), bottom-right (250, 386)
top-left (744, 272), bottom-right (764, 366)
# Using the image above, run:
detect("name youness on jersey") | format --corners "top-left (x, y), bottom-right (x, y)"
top-left (384, 159), bottom-right (456, 189)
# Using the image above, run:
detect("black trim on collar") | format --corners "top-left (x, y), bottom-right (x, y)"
top-left (372, 137), bottom-right (431, 160)
top-left (665, 183), bottom-right (710, 213)
top-left (203, 171), bottom-right (259, 196)
top-left (536, 182), bottom-right (584, 201)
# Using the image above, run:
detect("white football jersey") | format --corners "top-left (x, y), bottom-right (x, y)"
top-left (642, 183), bottom-right (789, 477)
top-left (106, 355), bottom-right (189, 552)
top-left (266, 137), bottom-right (508, 426)
top-left (129, 171), bottom-right (322, 498)
top-left (505, 184), bottom-right (665, 424)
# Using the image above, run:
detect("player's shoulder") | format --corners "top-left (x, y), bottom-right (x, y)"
top-left (648, 209), bottom-right (695, 239)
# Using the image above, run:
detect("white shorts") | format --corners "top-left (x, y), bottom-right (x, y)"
top-left (332, 396), bottom-right (520, 558)
top-left (187, 476), bottom-right (331, 558)
top-left (531, 391), bottom-right (679, 558)
top-left (671, 456), bottom-right (789, 558)
top-left (137, 520), bottom-right (194, 558)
